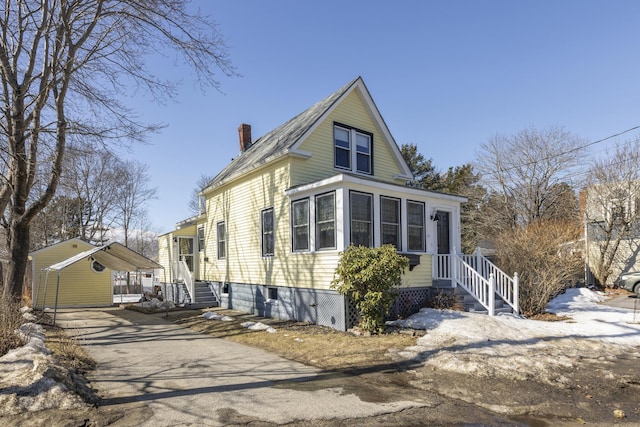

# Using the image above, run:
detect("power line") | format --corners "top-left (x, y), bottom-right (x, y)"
top-left (487, 125), bottom-right (640, 175)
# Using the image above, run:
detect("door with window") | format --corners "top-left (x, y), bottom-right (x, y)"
top-left (436, 211), bottom-right (451, 278)
top-left (177, 237), bottom-right (195, 274)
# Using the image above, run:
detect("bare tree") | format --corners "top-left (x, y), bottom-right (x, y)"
top-left (113, 160), bottom-right (156, 248)
top-left (59, 145), bottom-right (121, 244)
top-left (0, 1), bottom-right (234, 301)
top-left (584, 139), bottom-right (640, 286)
top-left (476, 126), bottom-right (584, 231)
top-left (188, 174), bottom-right (214, 216)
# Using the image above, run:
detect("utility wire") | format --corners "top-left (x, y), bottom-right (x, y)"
top-left (488, 125), bottom-right (640, 175)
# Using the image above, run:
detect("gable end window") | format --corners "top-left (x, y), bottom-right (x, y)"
top-left (262, 208), bottom-right (275, 257)
top-left (350, 191), bottom-right (373, 247)
top-left (217, 221), bottom-right (226, 259)
top-left (292, 199), bottom-right (310, 252)
top-left (334, 124), bottom-right (373, 175)
top-left (316, 192), bottom-right (336, 250)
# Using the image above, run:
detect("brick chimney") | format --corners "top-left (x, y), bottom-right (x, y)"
top-left (238, 123), bottom-right (252, 152)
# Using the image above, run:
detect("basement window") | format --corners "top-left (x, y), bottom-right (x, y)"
top-left (267, 287), bottom-right (278, 301)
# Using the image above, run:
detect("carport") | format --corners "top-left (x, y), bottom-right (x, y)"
top-left (36, 242), bottom-right (163, 323)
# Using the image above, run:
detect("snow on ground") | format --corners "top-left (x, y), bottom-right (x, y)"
top-left (2, 289), bottom-right (638, 415)
top-left (387, 288), bottom-right (640, 385)
top-left (0, 318), bottom-right (88, 416)
top-left (112, 293), bottom-right (143, 304)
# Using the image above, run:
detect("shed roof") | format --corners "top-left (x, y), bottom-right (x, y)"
top-left (43, 242), bottom-right (162, 272)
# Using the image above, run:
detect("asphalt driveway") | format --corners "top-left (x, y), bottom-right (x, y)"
top-left (602, 293), bottom-right (640, 310)
top-left (54, 308), bottom-right (424, 426)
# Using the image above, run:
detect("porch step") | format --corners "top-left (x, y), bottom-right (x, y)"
top-left (188, 281), bottom-right (219, 308)
top-left (451, 286), bottom-right (514, 315)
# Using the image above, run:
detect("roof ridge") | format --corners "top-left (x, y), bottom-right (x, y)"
top-left (203, 77), bottom-right (361, 192)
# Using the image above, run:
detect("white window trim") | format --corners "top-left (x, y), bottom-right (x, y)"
top-left (334, 124), bottom-right (372, 175)
top-left (350, 191), bottom-right (374, 247)
top-left (216, 221), bottom-right (226, 260)
top-left (261, 207), bottom-right (275, 257)
top-left (291, 198), bottom-right (310, 252)
top-left (380, 196), bottom-right (401, 249)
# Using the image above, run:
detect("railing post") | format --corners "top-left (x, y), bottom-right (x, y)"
top-left (476, 247), bottom-right (482, 277)
top-left (451, 248), bottom-right (458, 287)
top-left (513, 272), bottom-right (519, 315)
top-left (488, 273), bottom-right (495, 316)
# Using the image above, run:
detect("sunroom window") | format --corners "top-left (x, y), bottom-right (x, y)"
top-left (350, 191), bottom-right (373, 247)
top-left (407, 201), bottom-right (425, 251)
top-left (380, 196), bottom-right (401, 248)
top-left (315, 192), bottom-right (336, 250)
top-left (292, 199), bottom-right (309, 251)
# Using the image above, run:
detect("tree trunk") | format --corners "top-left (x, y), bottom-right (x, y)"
top-left (5, 221), bottom-right (30, 303)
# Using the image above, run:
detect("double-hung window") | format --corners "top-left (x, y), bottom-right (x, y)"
top-left (380, 196), bottom-right (401, 248)
top-left (350, 191), bottom-right (373, 247)
top-left (197, 226), bottom-right (205, 252)
top-left (334, 124), bottom-right (372, 174)
top-left (217, 221), bottom-right (226, 259)
top-left (292, 199), bottom-right (309, 251)
top-left (407, 201), bottom-right (425, 251)
top-left (315, 192), bottom-right (336, 250)
top-left (262, 208), bottom-right (274, 257)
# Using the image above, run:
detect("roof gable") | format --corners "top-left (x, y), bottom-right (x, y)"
top-left (29, 238), bottom-right (93, 256)
top-left (203, 77), bottom-right (413, 193)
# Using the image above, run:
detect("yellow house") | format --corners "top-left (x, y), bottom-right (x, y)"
top-left (158, 77), bottom-right (517, 329)
top-left (30, 238), bottom-right (112, 308)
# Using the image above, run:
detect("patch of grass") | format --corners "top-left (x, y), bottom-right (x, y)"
top-left (0, 299), bottom-right (27, 356)
top-left (528, 312), bottom-right (572, 322)
top-left (170, 309), bottom-right (417, 371)
top-left (44, 326), bottom-right (95, 373)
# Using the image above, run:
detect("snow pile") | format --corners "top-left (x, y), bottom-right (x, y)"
top-left (137, 298), bottom-right (175, 310)
top-left (0, 322), bottom-right (88, 416)
top-left (387, 288), bottom-right (640, 385)
top-left (241, 321), bottom-right (277, 333)
top-left (202, 311), bottom-right (233, 321)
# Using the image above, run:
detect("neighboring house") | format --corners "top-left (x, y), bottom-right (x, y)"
top-left (31, 238), bottom-right (113, 307)
top-left (158, 77), bottom-right (517, 329)
top-left (582, 183), bottom-right (640, 286)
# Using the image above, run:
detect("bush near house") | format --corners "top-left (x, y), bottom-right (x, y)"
top-left (331, 245), bottom-right (409, 333)
top-left (495, 220), bottom-right (583, 316)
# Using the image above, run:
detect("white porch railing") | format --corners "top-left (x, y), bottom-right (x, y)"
top-left (433, 249), bottom-right (519, 315)
top-left (175, 259), bottom-right (194, 303)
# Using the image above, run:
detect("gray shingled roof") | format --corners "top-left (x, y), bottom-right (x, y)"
top-left (203, 77), bottom-right (361, 192)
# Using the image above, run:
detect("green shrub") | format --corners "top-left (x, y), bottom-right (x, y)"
top-left (331, 245), bottom-right (409, 333)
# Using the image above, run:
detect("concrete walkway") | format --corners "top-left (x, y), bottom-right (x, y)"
top-left (54, 308), bottom-right (422, 426)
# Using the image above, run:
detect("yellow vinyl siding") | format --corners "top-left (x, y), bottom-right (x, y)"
top-left (401, 255), bottom-right (433, 288)
top-left (197, 159), bottom-right (339, 290)
top-left (31, 239), bottom-right (112, 307)
top-left (292, 89), bottom-right (406, 186)
top-left (157, 233), bottom-right (174, 282)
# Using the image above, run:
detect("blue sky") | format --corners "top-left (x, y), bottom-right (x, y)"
top-left (127, 1), bottom-right (640, 232)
